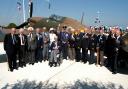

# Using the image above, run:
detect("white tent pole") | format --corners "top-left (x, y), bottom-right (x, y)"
top-left (23, 0), bottom-right (26, 22)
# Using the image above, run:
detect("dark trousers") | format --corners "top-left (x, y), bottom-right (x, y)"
top-left (89, 50), bottom-right (95, 64)
top-left (19, 46), bottom-right (26, 66)
top-left (68, 47), bottom-right (75, 60)
top-left (107, 54), bottom-right (117, 72)
top-left (28, 50), bottom-right (35, 64)
top-left (35, 48), bottom-right (43, 62)
top-left (6, 51), bottom-right (17, 70)
top-left (109, 54), bottom-right (117, 72)
top-left (43, 44), bottom-right (49, 60)
top-left (82, 48), bottom-right (88, 62)
top-left (75, 48), bottom-right (81, 62)
top-left (62, 44), bottom-right (68, 59)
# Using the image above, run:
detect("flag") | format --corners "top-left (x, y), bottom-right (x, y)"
top-left (17, 2), bottom-right (22, 11)
top-left (29, 0), bottom-right (32, 5)
top-left (29, 0), bottom-right (32, 3)
top-left (48, 2), bottom-right (51, 10)
top-left (17, 2), bottom-right (21, 6)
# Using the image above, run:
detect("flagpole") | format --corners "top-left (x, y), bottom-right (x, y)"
top-left (23, 0), bottom-right (26, 22)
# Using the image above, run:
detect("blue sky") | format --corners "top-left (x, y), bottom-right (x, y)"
top-left (0, 0), bottom-right (128, 28)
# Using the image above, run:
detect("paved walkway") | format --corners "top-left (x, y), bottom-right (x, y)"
top-left (0, 60), bottom-right (128, 89)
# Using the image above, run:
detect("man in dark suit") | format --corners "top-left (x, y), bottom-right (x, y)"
top-left (17, 28), bottom-right (28, 67)
top-left (4, 28), bottom-right (18, 71)
top-left (88, 30), bottom-right (97, 64)
top-left (105, 31), bottom-right (118, 74)
top-left (81, 33), bottom-right (89, 63)
top-left (115, 30), bottom-right (123, 68)
top-left (74, 29), bottom-right (82, 62)
top-left (35, 28), bottom-right (43, 62)
top-left (96, 30), bottom-right (106, 66)
top-left (60, 26), bottom-right (69, 60)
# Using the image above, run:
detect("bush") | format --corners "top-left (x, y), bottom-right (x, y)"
top-left (33, 18), bottom-right (59, 30)
top-left (7, 23), bottom-right (17, 28)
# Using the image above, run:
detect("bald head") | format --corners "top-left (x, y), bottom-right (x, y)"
top-left (36, 28), bottom-right (40, 33)
top-left (42, 27), bottom-right (47, 32)
top-left (116, 30), bottom-right (121, 36)
top-left (100, 30), bottom-right (104, 35)
top-left (19, 28), bottom-right (24, 34)
top-left (11, 28), bottom-right (16, 34)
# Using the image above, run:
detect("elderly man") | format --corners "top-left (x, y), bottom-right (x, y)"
top-left (68, 28), bottom-right (76, 60)
top-left (60, 26), bottom-right (70, 60)
top-left (42, 27), bottom-right (49, 61)
top-left (27, 27), bottom-right (37, 65)
top-left (81, 31), bottom-right (89, 63)
top-left (35, 28), bottom-right (43, 62)
top-left (96, 30), bottom-right (106, 66)
top-left (105, 30), bottom-right (118, 74)
top-left (74, 29), bottom-right (82, 62)
top-left (88, 29), bottom-right (97, 64)
top-left (4, 28), bottom-right (18, 71)
top-left (17, 28), bottom-right (28, 67)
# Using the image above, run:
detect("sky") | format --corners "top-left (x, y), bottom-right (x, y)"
top-left (0, 0), bottom-right (128, 29)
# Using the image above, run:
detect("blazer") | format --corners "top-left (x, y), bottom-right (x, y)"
top-left (35, 33), bottom-right (43, 48)
top-left (17, 34), bottom-right (28, 50)
top-left (4, 33), bottom-right (18, 53)
top-left (81, 33), bottom-right (89, 49)
top-left (27, 33), bottom-right (37, 50)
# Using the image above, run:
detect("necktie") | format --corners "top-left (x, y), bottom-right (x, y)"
top-left (12, 35), bottom-right (15, 45)
top-left (38, 34), bottom-right (40, 40)
top-left (30, 33), bottom-right (32, 41)
top-left (20, 35), bottom-right (24, 45)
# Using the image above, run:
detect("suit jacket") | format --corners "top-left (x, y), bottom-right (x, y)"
top-left (74, 34), bottom-right (82, 49)
top-left (88, 34), bottom-right (97, 51)
top-left (42, 32), bottom-right (50, 44)
top-left (60, 32), bottom-right (69, 44)
top-left (35, 33), bottom-right (43, 49)
top-left (116, 36), bottom-right (123, 48)
top-left (97, 34), bottom-right (106, 51)
top-left (68, 34), bottom-right (75, 48)
top-left (17, 34), bottom-right (28, 51)
top-left (27, 33), bottom-right (37, 50)
top-left (105, 34), bottom-right (117, 56)
top-left (81, 33), bottom-right (89, 49)
top-left (4, 33), bottom-right (18, 54)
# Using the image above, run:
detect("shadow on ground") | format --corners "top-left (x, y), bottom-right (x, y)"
top-left (118, 67), bottom-right (128, 75)
top-left (0, 54), bottom-right (128, 75)
top-left (0, 54), bottom-right (7, 63)
top-left (1, 79), bottom-right (125, 89)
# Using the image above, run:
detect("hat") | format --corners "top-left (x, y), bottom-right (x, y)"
top-left (43, 27), bottom-right (47, 30)
top-left (49, 28), bottom-right (54, 31)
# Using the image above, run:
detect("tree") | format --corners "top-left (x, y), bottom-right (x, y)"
top-left (7, 23), bottom-right (17, 28)
top-left (49, 14), bottom-right (66, 22)
top-left (33, 18), bottom-right (59, 30)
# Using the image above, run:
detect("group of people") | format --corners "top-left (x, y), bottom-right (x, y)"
top-left (4, 26), bottom-right (123, 74)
